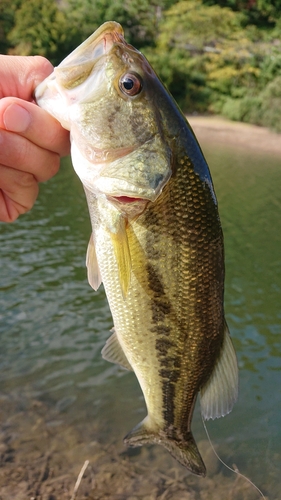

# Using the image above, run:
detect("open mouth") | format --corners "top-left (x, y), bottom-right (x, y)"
top-left (108, 195), bottom-right (149, 217)
top-left (112, 196), bottom-right (145, 203)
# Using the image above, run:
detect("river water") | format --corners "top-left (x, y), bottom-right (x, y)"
top-left (0, 136), bottom-right (280, 499)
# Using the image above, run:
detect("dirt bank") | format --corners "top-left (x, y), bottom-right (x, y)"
top-left (0, 395), bottom-right (266, 500)
top-left (188, 115), bottom-right (281, 157)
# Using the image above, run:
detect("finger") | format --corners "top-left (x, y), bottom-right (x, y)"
top-left (0, 55), bottom-right (54, 100)
top-left (0, 164), bottom-right (39, 223)
top-left (0, 97), bottom-right (70, 157)
top-left (0, 128), bottom-right (61, 183)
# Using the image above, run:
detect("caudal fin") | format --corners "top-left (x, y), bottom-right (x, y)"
top-left (124, 418), bottom-right (206, 477)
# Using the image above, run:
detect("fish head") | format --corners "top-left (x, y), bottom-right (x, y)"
top-left (36, 22), bottom-right (173, 214)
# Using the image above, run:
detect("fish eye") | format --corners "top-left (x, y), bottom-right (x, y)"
top-left (119, 72), bottom-right (142, 96)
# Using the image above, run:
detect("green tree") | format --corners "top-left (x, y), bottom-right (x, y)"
top-left (7, 0), bottom-right (178, 63)
top-left (65, 0), bottom-right (177, 50)
top-left (202, 0), bottom-right (281, 27)
top-left (0, 0), bottom-right (20, 53)
top-left (8, 0), bottom-right (76, 64)
top-left (145, 0), bottom-right (255, 111)
top-left (144, 0), bottom-right (281, 131)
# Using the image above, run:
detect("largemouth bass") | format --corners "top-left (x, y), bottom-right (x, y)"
top-left (35, 21), bottom-right (238, 477)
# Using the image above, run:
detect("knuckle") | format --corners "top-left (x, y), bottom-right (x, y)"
top-left (3, 132), bottom-right (61, 183)
top-left (35, 152), bottom-right (60, 182)
top-left (33, 56), bottom-right (54, 76)
top-left (48, 154), bottom-right (61, 177)
top-left (13, 137), bottom-right (31, 168)
top-left (28, 56), bottom-right (54, 89)
top-left (16, 170), bottom-right (35, 189)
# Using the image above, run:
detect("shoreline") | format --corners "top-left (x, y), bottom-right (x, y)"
top-left (187, 115), bottom-right (281, 157)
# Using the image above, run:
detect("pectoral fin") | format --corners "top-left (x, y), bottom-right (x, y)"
top-left (110, 217), bottom-right (131, 298)
top-left (200, 321), bottom-right (238, 420)
top-left (86, 233), bottom-right (102, 291)
top-left (101, 329), bottom-right (133, 371)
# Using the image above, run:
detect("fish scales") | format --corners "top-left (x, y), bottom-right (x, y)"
top-left (35, 21), bottom-right (238, 477)
top-left (141, 157), bottom-right (224, 433)
top-left (85, 153), bottom-right (224, 470)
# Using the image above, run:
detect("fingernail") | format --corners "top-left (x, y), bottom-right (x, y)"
top-left (3, 103), bottom-right (31, 132)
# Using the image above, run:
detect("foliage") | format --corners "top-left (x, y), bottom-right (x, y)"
top-left (0, 0), bottom-right (19, 54)
top-left (221, 74), bottom-right (281, 132)
top-left (144, 0), bottom-right (281, 131)
top-left (1, 0), bottom-right (281, 132)
top-left (63, 0), bottom-right (176, 51)
top-left (145, 2), bottom-right (255, 108)
top-left (202, 0), bottom-right (281, 27)
top-left (7, 0), bottom-right (74, 65)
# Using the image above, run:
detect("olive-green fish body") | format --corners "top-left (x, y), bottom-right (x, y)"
top-left (35, 22), bottom-right (238, 476)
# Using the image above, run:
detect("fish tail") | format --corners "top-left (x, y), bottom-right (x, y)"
top-left (124, 417), bottom-right (206, 477)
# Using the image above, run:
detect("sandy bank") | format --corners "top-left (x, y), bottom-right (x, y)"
top-left (187, 115), bottom-right (281, 157)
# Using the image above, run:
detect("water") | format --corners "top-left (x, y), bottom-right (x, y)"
top-left (0, 141), bottom-right (280, 499)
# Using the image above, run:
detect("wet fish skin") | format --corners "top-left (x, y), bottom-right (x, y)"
top-left (35, 22), bottom-right (238, 476)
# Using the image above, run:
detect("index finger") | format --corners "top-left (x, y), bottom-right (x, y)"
top-left (0, 55), bottom-right (54, 100)
top-left (0, 97), bottom-right (70, 157)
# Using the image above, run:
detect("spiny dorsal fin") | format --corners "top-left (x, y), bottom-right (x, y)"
top-left (86, 233), bottom-right (102, 291)
top-left (200, 321), bottom-right (238, 420)
top-left (101, 329), bottom-right (133, 371)
top-left (109, 216), bottom-right (131, 298)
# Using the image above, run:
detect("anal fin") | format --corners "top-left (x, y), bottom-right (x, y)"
top-left (200, 320), bottom-right (238, 420)
top-left (101, 329), bottom-right (133, 371)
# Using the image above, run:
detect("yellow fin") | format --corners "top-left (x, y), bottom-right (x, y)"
top-left (110, 217), bottom-right (131, 298)
top-left (86, 233), bottom-right (102, 291)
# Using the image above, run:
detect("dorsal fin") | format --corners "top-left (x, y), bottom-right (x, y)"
top-left (200, 321), bottom-right (238, 420)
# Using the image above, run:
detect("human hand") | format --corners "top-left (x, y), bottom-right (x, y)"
top-left (0, 55), bottom-right (70, 222)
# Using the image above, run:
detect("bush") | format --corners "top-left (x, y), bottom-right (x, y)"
top-left (259, 76), bottom-right (281, 132)
top-left (220, 76), bottom-right (281, 132)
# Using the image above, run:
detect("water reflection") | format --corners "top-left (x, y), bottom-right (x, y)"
top-left (0, 146), bottom-right (280, 497)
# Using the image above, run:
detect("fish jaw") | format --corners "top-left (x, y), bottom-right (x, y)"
top-left (71, 135), bottom-right (171, 218)
top-left (35, 21), bottom-right (124, 125)
top-left (35, 70), bottom-right (71, 130)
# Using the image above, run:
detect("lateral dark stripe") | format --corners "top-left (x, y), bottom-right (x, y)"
top-left (146, 262), bottom-right (166, 296)
top-left (145, 256), bottom-right (181, 428)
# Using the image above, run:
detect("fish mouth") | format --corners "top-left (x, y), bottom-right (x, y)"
top-left (108, 195), bottom-right (150, 207)
top-left (107, 194), bottom-right (149, 217)
top-left (54, 21), bottom-right (127, 82)
top-left (111, 196), bottom-right (145, 203)
top-left (35, 22), bottom-right (127, 110)
top-left (68, 21), bottom-right (125, 60)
